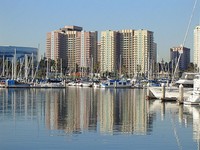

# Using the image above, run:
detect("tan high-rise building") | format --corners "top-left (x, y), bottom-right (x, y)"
top-left (118, 29), bottom-right (156, 77)
top-left (76, 31), bottom-right (98, 74)
top-left (100, 30), bottom-right (119, 73)
top-left (66, 30), bottom-right (97, 73)
top-left (100, 29), bottom-right (156, 77)
top-left (119, 30), bottom-right (135, 76)
top-left (133, 29), bottom-right (156, 77)
top-left (46, 30), bottom-right (67, 67)
top-left (97, 42), bottom-right (101, 72)
top-left (46, 26), bottom-right (98, 74)
top-left (65, 30), bottom-right (79, 72)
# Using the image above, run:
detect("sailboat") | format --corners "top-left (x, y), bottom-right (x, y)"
top-left (5, 51), bottom-right (31, 88)
top-left (31, 58), bottom-right (66, 88)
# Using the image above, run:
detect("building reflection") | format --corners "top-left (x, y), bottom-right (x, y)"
top-left (0, 88), bottom-right (46, 121)
top-left (1, 87), bottom-right (200, 144)
top-left (0, 88), bottom-right (168, 135)
top-left (99, 89), bottom-right (152, 135)
top-left (184, 105), bottom-right (200, 148)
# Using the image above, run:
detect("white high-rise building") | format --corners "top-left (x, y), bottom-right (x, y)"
top-left (194, 26), bottom-right (200, 71)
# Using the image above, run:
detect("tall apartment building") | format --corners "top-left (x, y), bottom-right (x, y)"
top-left (46, 26), bottom-right (97, 73)
top-left (97, 42), bottom-right (101, 65)
top-left (170, 45), bottom-right (190, 71)
top-left (133, 29), bottom-right (155, 77)
top-left (100, 29), bottom-right (156, 77)
top-left (194, 25), bottom-right (200, 71)
top-left (100, 30), bottom-right (120, 73)
top-left (119, 30), bottom-right (134, 76)
top-left (76, 31), bottom-right (98, 68)
top-left (46, 30), bottom-right (67, 67)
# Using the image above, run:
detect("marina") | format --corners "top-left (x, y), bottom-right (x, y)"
top-left (1, 0), bottom-right (200, 149)
top-left (0, 88), bottom-right (200, 149)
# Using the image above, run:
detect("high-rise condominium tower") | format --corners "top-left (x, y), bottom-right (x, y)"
top-left (46, 30), bottom-right (67, 67)
top-left (194, 26), bottom-right (200, 71)
top-left (46, 26), bottom-right (97, 73)
top-left (76, 31), bottom-right (98, 68)
top-left (100, 29), bottom-right (156, 77)
top-left (133, 29), bottom-right (155, 77)
top-left (100, 30), bottom-right (119, 73)
top-left (119, 30), bottom-right (134, 76)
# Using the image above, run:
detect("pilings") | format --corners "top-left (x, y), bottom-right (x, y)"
top-left (147, 82), bottom-right (184, 103)
top-left (161, 83), bottom-right (165, 100)
top-left (178, 84), bottom-right (184, 104)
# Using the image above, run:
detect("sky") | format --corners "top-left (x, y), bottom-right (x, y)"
top-left (0, 0), bottom-right (200, 62)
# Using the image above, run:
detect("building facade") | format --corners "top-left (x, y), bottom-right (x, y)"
top-left (0, 46), bottom-right (38, 62)
top-left (100, 30), bottom-right (119, 73)
top-left (194, 25), bottom-right (200, 71)
top-left (100, 29), bottom-right (156, 77)
top-left (46, 26), bottom-right (98, 73)
top-left (76, 31), bottom-right (98, 68)
top-left (133, 29), bottom-right (156, 77)
top-left (46, 30), bottom-right (67, 67)
top-left (46, 26), bottom-right (157, 77)
top-left (0, 46), bottom-right (38, 78)
top-left (170, 45), bottom-right (190, 71)
top-left (119, 30), bottom-right (135, 76)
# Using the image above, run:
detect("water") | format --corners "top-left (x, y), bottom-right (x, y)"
top-left (0, 87), bottom-right (199, 150)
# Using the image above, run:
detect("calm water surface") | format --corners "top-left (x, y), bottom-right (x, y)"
top-left (0, 87), bottom-right (199, 150)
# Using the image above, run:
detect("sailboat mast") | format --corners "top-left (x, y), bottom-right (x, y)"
top-left (31, 53), bottom-right (34, 80)
top-left (91, 56), bottom-right (93, 78)
top-left (25, 54), bottom-right (28, 82)
top-left (119, 54), bottom-right (122, 77)
top-left (14, 49), bottom-right (17, 80)
top-left (60, 58), bottom-right (62, 78)
top-left (6, 57), bottom-right (9, 77)
top-left (46, 59), bottom-right (49, 79)
top-left (2, 55), bottom-right (5, 77)
top-left (11, 58), bottom-right (14, 80)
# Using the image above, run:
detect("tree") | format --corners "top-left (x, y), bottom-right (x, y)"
top-left (186, 63), bottom-right (194, 72)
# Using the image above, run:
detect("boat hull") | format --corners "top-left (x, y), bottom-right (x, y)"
top-left (148, 86), bottom-right (193, 100)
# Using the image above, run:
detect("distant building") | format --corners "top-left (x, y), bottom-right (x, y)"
top-left (100, 30), bottom-right (120, 73)
top-left (0, 46), bottom-right (38, 62)
top-left (170, 45), bottom-right (190, 71)
top-left (133, 29), bottom-right (156, 77)
top-left (100, 29), bottom-right (156, 77)
top-left (97, 42), bottom-right (101, 66)
top-left (46, 30), bottom-right (67, 66)
top-left (46, 26), bottom-right (157, 77)
top-left (46, 26), bottom-right (98, 72)
top-left (119, 29), bottom-right (135, 76)
top-left (194, 25), bottom-right (200, 71)
top-left (76, 31), bottom-right (97, 68)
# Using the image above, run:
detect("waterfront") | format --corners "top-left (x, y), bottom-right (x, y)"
top-left (0, 87), bottom-right (199, 150)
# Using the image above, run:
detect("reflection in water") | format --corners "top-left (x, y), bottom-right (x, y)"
top-left (0, 88), bottom-right (200, 146)
top-left (0, 88), bottom-right (152, 135)
top-left (184, 105), bottom-right (200, 144)
top-left (99, 88), bottom-right (152, 135)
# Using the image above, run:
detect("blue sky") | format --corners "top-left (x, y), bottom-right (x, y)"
top-left (0, 0), bottom-right (199, 62)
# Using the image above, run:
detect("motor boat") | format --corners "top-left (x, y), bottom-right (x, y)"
top-left (184, 74), bottom-right (200, 105)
